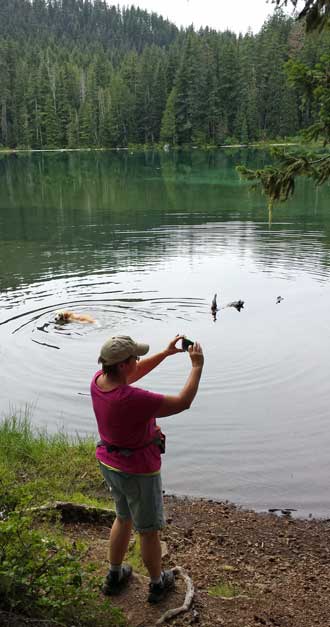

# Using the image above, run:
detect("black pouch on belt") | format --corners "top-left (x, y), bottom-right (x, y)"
top-left (159, 431), bottom-right (166, 454)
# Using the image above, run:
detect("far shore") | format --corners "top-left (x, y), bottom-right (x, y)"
top-left (0, 142), bottom-right (300, 155)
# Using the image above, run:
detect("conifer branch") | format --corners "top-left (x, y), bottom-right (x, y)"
top-left (272, 0), bottom-right (330, 32)
top-left (239, 3), bottom-right (330, 207)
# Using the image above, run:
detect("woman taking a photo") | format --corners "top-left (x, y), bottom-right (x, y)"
top-left (91, 334), bottom-right (204, 604)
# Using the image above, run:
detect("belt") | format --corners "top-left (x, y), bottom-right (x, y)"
top-left (97, 431), bottom-right (165, 457)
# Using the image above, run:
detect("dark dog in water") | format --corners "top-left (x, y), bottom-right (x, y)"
top-left (227, 300), bottom-right (244, 312)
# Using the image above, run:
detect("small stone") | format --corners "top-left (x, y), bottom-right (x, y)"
top-left (190, 609), bottom-right (199, 623)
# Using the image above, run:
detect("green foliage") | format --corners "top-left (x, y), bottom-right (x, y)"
top-left (237, 148), bottom-right (328, 203)
top-left (0, 511), bottom-right (125, 626)
top-left (0, 2), bottom-right (330, 150)
top-left (273, 1), bottom-right (330, 33)
top-left (238, 6), bottom-right (330, 206)
top-left (0, 416), bottom-right (121, 625)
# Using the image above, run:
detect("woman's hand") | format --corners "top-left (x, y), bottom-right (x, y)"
top-left (188, 342), bottom-right (204, 368)
top-left (164, 334), bottom-right (185, 356)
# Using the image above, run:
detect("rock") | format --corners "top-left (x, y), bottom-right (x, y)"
top-left (160, 540), bottom-right (168, 558)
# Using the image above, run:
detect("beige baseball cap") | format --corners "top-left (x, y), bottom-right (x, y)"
top-left (98, 335), bottom-right (149, 366)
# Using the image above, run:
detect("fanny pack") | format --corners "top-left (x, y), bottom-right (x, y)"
top-left (97, 428), bottom-right (166, 457)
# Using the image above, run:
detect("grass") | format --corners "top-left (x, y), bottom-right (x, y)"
top-left (0, 413), bottom-right (112, 511)
top-left (127, 535), bottom-right (148, 577)
top-left (208, 580), bottom-right (241, 599)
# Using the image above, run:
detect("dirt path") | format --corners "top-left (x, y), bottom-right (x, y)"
top-left (64, 495), bottom-right (330, 627)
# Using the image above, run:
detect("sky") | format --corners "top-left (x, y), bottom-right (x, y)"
top-left (114, 0), bottom-right (296, 34)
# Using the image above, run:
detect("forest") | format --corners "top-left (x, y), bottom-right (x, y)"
top-left (0, 0), bottom-right (329, 149)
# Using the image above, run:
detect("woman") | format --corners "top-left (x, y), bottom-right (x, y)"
top-left (91, 334), bottom-right (204, 604)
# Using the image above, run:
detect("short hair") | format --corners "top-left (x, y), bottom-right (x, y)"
top-left (98, 355), bottom-right (131, 377)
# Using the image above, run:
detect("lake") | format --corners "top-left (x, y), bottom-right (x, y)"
top-left (1, 149), bottom-right (330, 519)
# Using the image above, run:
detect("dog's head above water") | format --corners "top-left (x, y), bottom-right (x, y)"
top-left (54, 310), bottom-right (70, 323)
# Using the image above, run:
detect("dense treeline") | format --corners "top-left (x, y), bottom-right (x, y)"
top-left (0, 0), bottom-right (329, 149)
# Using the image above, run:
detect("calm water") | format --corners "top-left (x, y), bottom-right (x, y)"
top-left (1, 149), bottom-right (330, 518)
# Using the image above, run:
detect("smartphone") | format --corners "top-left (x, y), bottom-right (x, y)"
top-left (182, 337), bottom-right (194, 351)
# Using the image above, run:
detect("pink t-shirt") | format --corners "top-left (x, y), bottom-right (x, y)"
top-left (91, 371), bottom-right (164, 474)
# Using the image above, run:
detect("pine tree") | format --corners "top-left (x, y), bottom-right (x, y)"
top-left (218, 32), bottom-right (240, 140)
top-left (174, 32), bottom-right (207, 145)
top-left (106, 74), bottom-right (131, 147)
top-left (44, 93), bottom-right (60, 147)
top-left (0, 41), bottom-right (11, 146)
top-left (160, 87), bottom-right (177, 144)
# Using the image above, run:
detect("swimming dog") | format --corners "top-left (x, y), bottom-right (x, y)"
top-left (55, 310), bottom-right (96, 324)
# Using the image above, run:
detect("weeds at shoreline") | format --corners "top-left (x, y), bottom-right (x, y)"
top-left (0, 416), bottom-right (121, 626)
top-left (0, 415), bottom-right (110, 512)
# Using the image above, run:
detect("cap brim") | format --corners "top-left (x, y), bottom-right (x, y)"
top-left (135, 343), bottom-right (149, 356)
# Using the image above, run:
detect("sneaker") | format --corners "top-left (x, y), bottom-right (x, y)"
top-left (102, 564), bottom-right (133, 596)
top-left (147, 569), bottom-right (175, 604)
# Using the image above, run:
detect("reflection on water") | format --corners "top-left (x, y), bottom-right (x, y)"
top-left (1, 150), bottom-right (330, 518)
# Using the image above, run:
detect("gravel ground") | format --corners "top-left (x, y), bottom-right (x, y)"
top-left (63, 495), bottom-right (330, 627)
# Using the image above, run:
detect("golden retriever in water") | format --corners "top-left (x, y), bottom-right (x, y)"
top-left (55, 310), bottom-right (96, 324)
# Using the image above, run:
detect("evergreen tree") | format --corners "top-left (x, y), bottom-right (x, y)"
top-left (106, 74), bottom-right (131, 147)
top-left (160, 87), bottom-right (177, 144)
top-left (174, 32), bottom-right (207, 144)
top-left (0, 0), bottom-right (329, 150)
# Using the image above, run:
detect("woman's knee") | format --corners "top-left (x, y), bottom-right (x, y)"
top-left (115, 516), bottom-right (133, 529)
top-left (139, 529), bottom-right (160, 542)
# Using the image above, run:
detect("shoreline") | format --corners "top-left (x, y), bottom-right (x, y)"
top-left (164, 492), bottom-right (326, 523)
top-left (61, 493), bottom-right (330, 627)
top-left (0, 415), bottom-right (326, 523)
top-left (0, 142), bottom-right (300, 155)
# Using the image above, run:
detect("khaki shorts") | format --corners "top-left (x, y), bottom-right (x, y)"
top-left (99, 463), bottom-right (165, 533)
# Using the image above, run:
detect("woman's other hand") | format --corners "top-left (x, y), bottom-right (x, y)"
top-left (188, 342), bottom-right (204, 368)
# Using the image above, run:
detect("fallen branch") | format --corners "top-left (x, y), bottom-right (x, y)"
top-left (156, 566), bottom-right (195, 625)
top-left (216, 594), bottom-right (249, 601)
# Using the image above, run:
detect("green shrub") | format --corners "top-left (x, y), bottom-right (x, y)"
top-left (0, 511), bottom-right (125, 626)
top-left (0, 416), bottom-right (121, 625)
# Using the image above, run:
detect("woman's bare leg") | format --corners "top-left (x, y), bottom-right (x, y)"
top-left (109, 517), bottom-right (133, 565)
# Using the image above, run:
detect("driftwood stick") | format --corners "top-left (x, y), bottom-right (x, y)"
top-left (156, 566), bottom-right (195, 625)
top-left (216, 594), bottom-right (248, 601)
